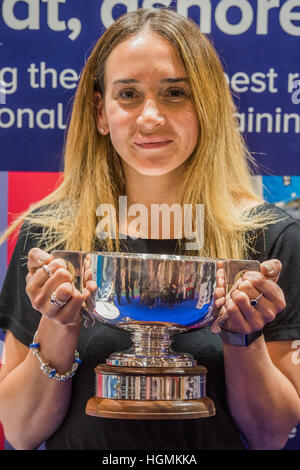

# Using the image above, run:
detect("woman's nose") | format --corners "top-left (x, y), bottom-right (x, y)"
top-left (136, 98), bottom-right (165, 130)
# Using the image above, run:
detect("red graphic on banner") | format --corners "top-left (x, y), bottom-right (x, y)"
top-left (7, 172), bottom-right (62, 262)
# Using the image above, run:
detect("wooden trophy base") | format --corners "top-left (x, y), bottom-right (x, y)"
top-left (85, 364), bottom-right (216, 420)
top-left (86, 396), bottom-right (215, 420)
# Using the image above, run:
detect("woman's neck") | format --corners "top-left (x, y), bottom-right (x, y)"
top-left (123, 163), bottom-right (184, 207)
top-left (120, 162), bottom-right (185, 239)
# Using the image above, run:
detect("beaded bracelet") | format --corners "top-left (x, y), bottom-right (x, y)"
top-left (29, 332), bottom-right (82, 382)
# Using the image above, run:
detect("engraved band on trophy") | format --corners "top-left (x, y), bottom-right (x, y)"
top-left (52, 250), bottom-right (260, 420)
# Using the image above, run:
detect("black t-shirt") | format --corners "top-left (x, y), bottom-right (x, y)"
top-left (1, 203), bottom-right (300, 450)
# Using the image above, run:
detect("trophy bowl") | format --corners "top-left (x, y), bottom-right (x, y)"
top-left (52, 250), bottom-right (259, 420)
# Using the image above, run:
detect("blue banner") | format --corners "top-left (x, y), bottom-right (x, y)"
top-left (0, 0), bottom-right (299, 173)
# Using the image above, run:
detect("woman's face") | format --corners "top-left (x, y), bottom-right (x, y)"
top-left (96, 30), bottom-right (199, 176)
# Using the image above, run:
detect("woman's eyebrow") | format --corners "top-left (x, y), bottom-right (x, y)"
top-left (112, 79), bottom-right (139, 85)
top-left (112, 77), bottom-right (189, 85)
top-left (160, 78), bottom-right (189, 84)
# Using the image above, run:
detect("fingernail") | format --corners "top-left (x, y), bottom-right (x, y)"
top-left (242, 279), bottom-right (252, 289)
top-left (263, 263), bottom-right (274, 275)
top-left (37, 253), bottom-right (52, 264)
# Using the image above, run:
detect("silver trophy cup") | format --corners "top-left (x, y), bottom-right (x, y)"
top-left (52, 250), bottom-right (260, 420)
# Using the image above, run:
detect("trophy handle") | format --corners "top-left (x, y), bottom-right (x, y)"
top-left (51, 250), bottom-right (96, 329)
top-left (224, 259), bottom-right (261, 289)
top-left (210, 259), bottom-right (261, 335)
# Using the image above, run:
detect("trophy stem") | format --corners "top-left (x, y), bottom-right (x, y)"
top-left (107, 322), bottom-right (195, 367)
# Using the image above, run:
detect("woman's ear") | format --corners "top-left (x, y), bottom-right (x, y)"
top-left (94, 91), bottom-right (109, 135)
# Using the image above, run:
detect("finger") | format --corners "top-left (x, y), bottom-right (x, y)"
top-left (229, 277), bottom-right (243, 294)
top-left (260, 259), bottom-right (282, 283)
top-left (27, 248), bottom-right (53, 272)
top-left (26, 264), bottom-right (52, 284)
top-left (83, 267), bottom-right (93, 284)
top-left (27, 258), bottom-right (71, 289)
top-left (241, 271), bottom-right (285, 308)
top-left (44, 282), bottom-right (74, 316)
top-left (237, 279), bottom-right (283, 321)
top-left (222, 296), bottom-right (250, 334)
top-left (214, 286), bottom-right (225, 298)
top-left (28, 275), bottom-right (73, 313)
top-left (26, 266), bottom-right (73, 309)
top-left (85, 280), bottom-right (98, 293)
top-left (83, 287), bottom-right (96, 312)
top-left (51, 282), bottom-right (74, 305)
top-left (213, 285), bottom-right (226, 309)
top-left (49, 288), bottom-right (84, 326)
top-left (230, 284), bottom-right (274, 330)
top-left (214, 296), bottom-right (225, 310)
top-left (216, 270), bottom-right (225, 289)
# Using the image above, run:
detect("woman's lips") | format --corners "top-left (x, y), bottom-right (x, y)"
top-left (134, 138), bottom-right (173, 149)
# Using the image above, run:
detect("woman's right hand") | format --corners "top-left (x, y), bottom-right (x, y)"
top-left (26, 248), bottom-right (85, 326)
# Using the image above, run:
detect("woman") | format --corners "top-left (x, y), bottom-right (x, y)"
top-left (0, 8), bottom-right (299, 450)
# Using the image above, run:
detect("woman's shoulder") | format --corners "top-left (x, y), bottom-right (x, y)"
top-left (248, 202), bottom-right (299, 230)
top-left (19, 203), bottom-right (67, 251)
top-left (247, 202), bottom-right (300, 260)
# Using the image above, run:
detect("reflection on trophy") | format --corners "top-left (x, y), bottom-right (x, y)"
top-left (52, 251), bottom-right (259, 420)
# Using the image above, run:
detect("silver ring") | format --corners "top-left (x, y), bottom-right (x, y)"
top-left (50, 291), bottom-right (68, 308)
top-left (42, 264), bottom-right (52, 277)
top-left (250, 292), bottom-right (264, 307)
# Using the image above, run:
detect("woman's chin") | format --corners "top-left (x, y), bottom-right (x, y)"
top-left (137, 167), bottom-right (173, 176)
top-left (128, 161), bottom-right (179, 177)
top-left (120, 155), bottom-right (186, 177)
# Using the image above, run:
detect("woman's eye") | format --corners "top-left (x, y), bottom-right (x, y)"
top-left (118, 89), bottom-right (138, 100)
top-left (165, 88), bottom-right (188, 99)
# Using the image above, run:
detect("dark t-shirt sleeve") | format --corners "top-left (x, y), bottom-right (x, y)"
top-left (249, 206), bottom-right (300, 342)
top-left (0, 225), bottom-right (42, 346)
top-left (262, 221), bottom-right (300, 341)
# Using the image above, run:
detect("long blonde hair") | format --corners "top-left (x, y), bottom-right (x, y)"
top-left (1, 8), bottom-right (275, 258)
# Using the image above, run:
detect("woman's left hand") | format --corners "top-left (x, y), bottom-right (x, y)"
top-left (218, 259), bottom-right (286, 334)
